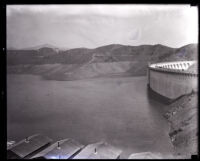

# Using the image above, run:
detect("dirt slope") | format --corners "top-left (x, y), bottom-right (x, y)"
top-left (163, 92), bottom-right (198, 158)
top-left (7, 43), bottom-right (197, 80)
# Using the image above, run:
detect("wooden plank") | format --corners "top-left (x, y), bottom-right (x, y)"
top-left (32, 138), bottom-right (84, 159)
top-left (128, 152), bottom-right (163, 159)
top-left (31, 139), bottom-right (69, 159)
top-left (7, 134), bottom-right (52, 159)
top-left (73, 141), bottom-right (122, 159)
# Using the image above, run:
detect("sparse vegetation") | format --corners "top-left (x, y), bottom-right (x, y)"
top-left (163, 92), bottom-right (198, 158)
top-left (7, 43), bottom-right (197, 81)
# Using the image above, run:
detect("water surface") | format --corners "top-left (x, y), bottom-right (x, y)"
top-left (7, 74), bottom-right (173, 158)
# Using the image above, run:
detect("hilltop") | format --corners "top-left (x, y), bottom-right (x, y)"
top-left (7, 44), bottom-right (70, 51)
top-left (7, 43), bottom-right (198, 80)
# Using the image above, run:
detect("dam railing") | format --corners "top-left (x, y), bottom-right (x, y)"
top-left (147, 61), bottom-right (198, 100)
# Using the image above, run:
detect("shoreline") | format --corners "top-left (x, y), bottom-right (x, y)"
top-left (163, 91), bottom-right (198, 158)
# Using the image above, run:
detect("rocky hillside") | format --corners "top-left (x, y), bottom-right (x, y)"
top-left (187, 63), bottom-right (198, 73)
top-left (7, 43), bottom-right (197, 80)
top-left (163, 92), bottom-right (198, 158)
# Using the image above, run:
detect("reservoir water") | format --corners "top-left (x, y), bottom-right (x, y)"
top-left (7, 74), bottom-right (174, 158)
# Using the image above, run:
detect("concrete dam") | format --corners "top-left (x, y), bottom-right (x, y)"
top-left (147, 61), bottom-right (198, 101)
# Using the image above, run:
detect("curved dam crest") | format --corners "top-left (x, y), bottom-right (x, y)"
top-left (147, 61), bottom-right (198, 101)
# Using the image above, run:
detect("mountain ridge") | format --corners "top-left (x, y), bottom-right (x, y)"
top-left (8, 43), bottom-right (70, 51)
top-left (8, 43), bottom-right (197, 53)
top-left (7, 43), bottom-right (198, 80)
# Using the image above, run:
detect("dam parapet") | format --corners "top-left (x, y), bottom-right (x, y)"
top-left (147, 61), bottom-right (198, 100)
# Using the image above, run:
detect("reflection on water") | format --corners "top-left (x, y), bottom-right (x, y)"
top-left (7, 74), bottom-right (173, 158)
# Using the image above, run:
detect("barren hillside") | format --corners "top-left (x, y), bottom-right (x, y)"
top-left (7, 43), bottom-right (198, 80)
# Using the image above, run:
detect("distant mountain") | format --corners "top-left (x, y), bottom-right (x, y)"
top-left (7, 43), bottom-right (198, 80)
top-left (161, 44), bottom-right (198, 62)
top-left (19, 44), bottom-right (69, 51)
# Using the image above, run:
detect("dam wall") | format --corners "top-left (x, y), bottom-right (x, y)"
top-left (147, 61), bottom-right (198, 100)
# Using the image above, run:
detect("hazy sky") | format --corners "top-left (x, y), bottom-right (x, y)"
top-left (7, 5), bottom-right (198, 49)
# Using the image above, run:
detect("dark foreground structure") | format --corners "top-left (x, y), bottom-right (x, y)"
top-left (7, 134), bottom-right (122, 159)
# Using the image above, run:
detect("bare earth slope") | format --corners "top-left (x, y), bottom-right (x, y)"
top-left (163, 92), bottom-right (198, 158)
top-left (128, 91), bottom-right (198, 159)
top-left (7, 43), bottom-right (197, 80)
